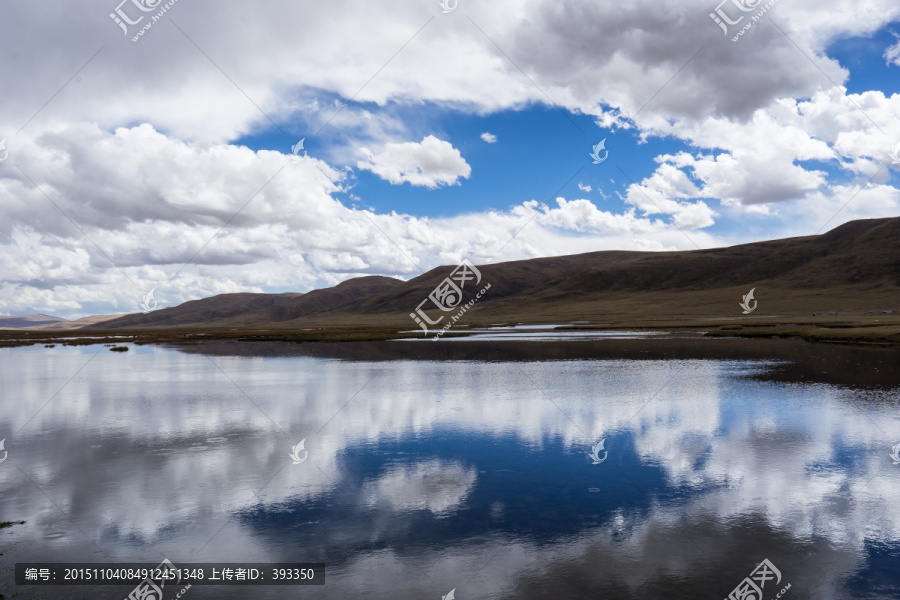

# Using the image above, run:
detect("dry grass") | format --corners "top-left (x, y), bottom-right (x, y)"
top-left (2, 311), bottom-right (899, 348)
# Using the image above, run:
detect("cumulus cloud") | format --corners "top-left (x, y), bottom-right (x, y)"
top-left (2, 108), bottom-right (897, 317)
top-left (480, 132), bottom-right (497, 143)
top-left (1, 0), bottom-right (900, 315)
top-left (364, 459), bottom-right (477, 516)
top-left (1, 0), bottom-right (895, 141)
top-left (577, 182), bottom-right (592, 192)
top-left (626, 87), bottom-right (900, 219)
top-left (622, 163), bottom-right (716, 230)
top-left (356, 135), bottom-right (471, 188)
top-left (885, 33), bottom-right (900, 66)
top-left (0, 125), bottom-right (732, 317)
top-left (7, 353), bottom-right (899, 596)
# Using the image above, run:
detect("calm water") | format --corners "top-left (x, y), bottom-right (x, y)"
top-left (1, 338), bottom-right (899, 599)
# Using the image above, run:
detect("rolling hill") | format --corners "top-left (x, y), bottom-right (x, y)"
top-left (0, 314), bottom-right (67, 329)
top-left (92, 216), bottom-right (900, 330)
top-left (0, 314), bottom-right (123, 330)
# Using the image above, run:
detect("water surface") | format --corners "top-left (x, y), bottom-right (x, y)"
top-left (1, 338), bottom-right (899, 599)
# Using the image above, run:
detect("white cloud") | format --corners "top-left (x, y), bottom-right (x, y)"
top-left (2, 0), bottom-right (900, 315)
top-left (623, 163), bottom-right (716, 230)
top-left (3, 110), bottom-right (898, 317)
top-left (357, 135), bottom-right (471, 188)
top-left (577, 182), bottom-right (592, 193)
top-left (364, 459), bottom-right (477, 516)
top-left (6, 353), bottom-right (899, 597)
top-left (2, 0), bottom-right (897, 142)
top-left (480, 132), bottom-right (497, 143)
top-left (0, 125), bottom-right (734, 317)
top-left (583, 83), bottom-right (900, 246)
top-left (885, 33), bottom-right (900, 66)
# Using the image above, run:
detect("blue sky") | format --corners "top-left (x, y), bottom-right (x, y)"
top-left (0, 0), bottom-right (899, 316)
top-left (228, 21), bottom-right (900, 240)
top-left (235, 105), bottom-right (680, 218)
top-left (827, 27), bottom-right (900, 96)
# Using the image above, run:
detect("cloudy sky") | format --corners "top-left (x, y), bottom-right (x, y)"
top-left (1, 0), bottom-right (899, 318)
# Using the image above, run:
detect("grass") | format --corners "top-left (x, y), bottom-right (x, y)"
top-left (0, 314), bottom-right (899, 349)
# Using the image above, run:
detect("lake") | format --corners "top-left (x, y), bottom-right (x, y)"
top-left (1, 336), bottom-right (899, 599)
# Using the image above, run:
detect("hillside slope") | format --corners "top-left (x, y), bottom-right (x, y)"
top-left (92, 217), bottom-right (900, 329)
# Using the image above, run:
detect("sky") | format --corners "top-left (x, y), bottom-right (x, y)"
top-left (0, 0), bottom-right (899, 318)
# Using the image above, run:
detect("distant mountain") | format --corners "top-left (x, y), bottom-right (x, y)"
top-left (0, 313), bottom-right (124, 330)
top-left (92, 217), bottom-right (900, 330)
top-left (96, 277), bottom-right (403, 329)
top-left (27, 314), bottom-right (125, 330)
top-left (100, 292), bottom-right (304, 328)
top-left (0, 314), bottom-right (66, 328)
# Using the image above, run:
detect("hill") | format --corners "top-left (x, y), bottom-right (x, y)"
top-left (0, 314), bottom-right (67, 329)
top-left (0, 314), bottom-right (124, 330)
top-left (92, 217), bottom-right (900, 330)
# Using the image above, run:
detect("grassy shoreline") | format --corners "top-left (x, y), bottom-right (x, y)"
top-left (1, 315), bottom-right (899, 348)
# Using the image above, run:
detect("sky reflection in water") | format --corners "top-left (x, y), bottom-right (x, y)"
top-left (0, 341), bottom-right (898, 599)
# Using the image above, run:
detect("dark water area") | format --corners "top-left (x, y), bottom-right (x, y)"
top-left (1, 335), bottom-right (898, 599)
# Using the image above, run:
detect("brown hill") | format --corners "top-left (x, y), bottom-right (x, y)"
top-left (104, 292), bottom-right (303, 328)
top-left (27, 314), bottom-right (124, 330)
top-left (93, 217), bottom-right (900, 330)
top-left (98, 276), bottom-right (404, 329)
top-left (0, 314), bottom-right (67, 328)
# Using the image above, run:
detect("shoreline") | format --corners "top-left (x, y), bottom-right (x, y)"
top-left (1, 315), bottom-right (899, 348)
